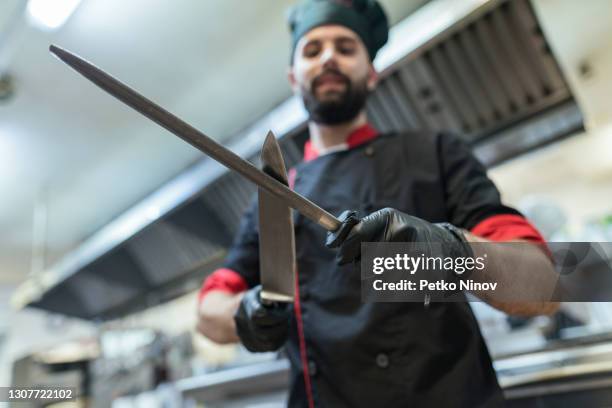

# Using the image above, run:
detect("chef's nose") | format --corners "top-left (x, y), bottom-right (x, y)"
top-left (320, 44), bottom-right (339, 68)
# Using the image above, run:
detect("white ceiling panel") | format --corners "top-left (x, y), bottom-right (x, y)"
top-left (0, 0), bottom-right (430, 289)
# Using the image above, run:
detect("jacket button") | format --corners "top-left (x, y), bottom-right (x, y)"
top-left (364, 146), bottom-right (375, 157)
top-left (376, 353), bottom-right (389, 368)
top-left (308, 360), bottom-right (317, 376)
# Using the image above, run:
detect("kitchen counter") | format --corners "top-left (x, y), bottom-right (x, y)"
top-left (178, 334), bottom-right (612, 406)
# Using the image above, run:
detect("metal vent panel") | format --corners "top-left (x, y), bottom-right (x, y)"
top-left (474, 101), bottom-right (583, 166)
top-left (31, 248), bottom-right (149, 318)
top-left (368, 0), bottom-right (574, 145)
top-left (127, 223), bottom-right (221, 286)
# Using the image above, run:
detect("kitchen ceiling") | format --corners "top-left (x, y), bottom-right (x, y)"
top-left (0, 0), bottom-right (429, 288)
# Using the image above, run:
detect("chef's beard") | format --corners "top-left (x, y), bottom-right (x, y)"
top-left (301, 70), bottom-right (369, 125)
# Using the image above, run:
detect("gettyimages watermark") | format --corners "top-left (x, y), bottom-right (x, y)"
top-left (360, 242), bottom-right (612, 302)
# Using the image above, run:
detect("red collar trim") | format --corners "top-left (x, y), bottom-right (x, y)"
top-left (303, 124), bottom-right (378, 162)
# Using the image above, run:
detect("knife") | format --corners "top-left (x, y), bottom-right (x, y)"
top-left (258, 131), bottom-right (295, 303)
top-left (48, 44), bottom-right (341, 233)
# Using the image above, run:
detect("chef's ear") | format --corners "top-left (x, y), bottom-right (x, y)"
top-left (287, 66), bottom-right (301, 94)
top-left (367, 64), bottom-right (379, 92)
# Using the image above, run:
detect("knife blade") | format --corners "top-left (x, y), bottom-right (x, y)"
top-left (48, 44), bottom-right (341, 233)
top-left (258, 131), bottom-right (295, 303)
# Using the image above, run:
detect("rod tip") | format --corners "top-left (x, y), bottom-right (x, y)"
top-left (49, 44), bottom-right (64, 58)
top-left (49, 44), bottom-right (71, 57)
top-left (49, 45), bottom-right (73, 64)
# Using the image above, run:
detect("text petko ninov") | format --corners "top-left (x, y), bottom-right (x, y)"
top-left (370, 253), bottom-right (498, 292)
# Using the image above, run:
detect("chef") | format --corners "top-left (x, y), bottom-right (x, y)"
top-left (196, 1), bottom-right (559, 406)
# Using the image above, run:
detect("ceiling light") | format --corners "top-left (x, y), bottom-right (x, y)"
top-left (26, 0), bottom-right (82, 30)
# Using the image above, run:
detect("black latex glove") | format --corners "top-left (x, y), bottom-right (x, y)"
top-left (325, 207), bottom-right (473, 265)
top-left (234, 285), bottom-right (290, 352)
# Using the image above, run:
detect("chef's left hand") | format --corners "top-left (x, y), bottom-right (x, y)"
top-left (325, 207), bottom-right (473, 265)
top-left (234, 285), bottom-right (289, 352)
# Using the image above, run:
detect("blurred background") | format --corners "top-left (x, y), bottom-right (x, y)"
top-left (1, 0), bottom-right (612, 406)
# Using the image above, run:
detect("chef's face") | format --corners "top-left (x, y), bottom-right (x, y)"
top-left (288, 25), bottom-right (378, 124)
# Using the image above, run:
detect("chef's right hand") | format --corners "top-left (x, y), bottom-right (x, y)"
top-left (234, 285), bottom-right (290, 352)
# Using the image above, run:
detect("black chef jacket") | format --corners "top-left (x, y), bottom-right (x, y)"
top-left (223, 130), bottom-right (515, 407)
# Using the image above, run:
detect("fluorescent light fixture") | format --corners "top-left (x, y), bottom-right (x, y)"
top-left (27, 0), bottom-right (82, 30)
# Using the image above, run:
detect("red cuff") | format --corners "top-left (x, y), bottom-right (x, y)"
top-left (198, 268), bottom-right (248, 303)
top-left (470, 214), bottom-right (545, 243)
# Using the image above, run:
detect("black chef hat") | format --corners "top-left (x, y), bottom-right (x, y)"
top-left (287, 0), bottom-right (389, 62)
